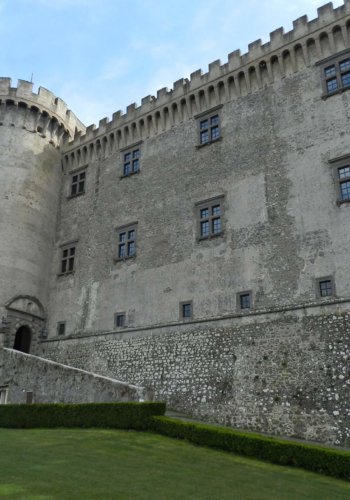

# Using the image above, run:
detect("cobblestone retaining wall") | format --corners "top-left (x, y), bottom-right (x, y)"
top-left (40, 308), bottom-right (350, 447)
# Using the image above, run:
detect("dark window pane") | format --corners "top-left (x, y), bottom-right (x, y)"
top-left (240, 294), bottom-right (251, 309)
top-left (319, 280), bottom-right (333, 297)
top-left (68, 257), bottom-right (74, 271)
top-left (200, 119), bottom-right (208, 130)
top-left (72, 175), bottom-right (78, 183)
top-left (78, 181), bottom-right (84, 193)
top-left (200, 130), bottom-right (209, 144)
top-left (327, 78), bottom-right (338, 93)
top-left (71, 184), bottom-right (77, 195)
top-left (200, 208), bottom-right (209, 219)
top-left (124, 162), bottom-right (131, 176)
top-left (324, 65), bottom-right (336, 77)
top-left (340, 180), bottom-right (350, 200)
top-left (116, 314), bottom-right (125, 327)
top-left (211, 115), bottom-right (219, 126)
top-left (124, 153), bottom-right (131, 161)
top-left (201, 221), bottom-right (209, 237)
top-left (119, 232), bottom-right (126, 242)
top-left (128, 230), bottom-right (135, 239)
top-left (61, 260), bottom-right (67, 273)
top-left (338, 166), bottom-right (350, 178)
top-left (133, 159), bottom-right (139, 172)
top-left (340, 59), bottom-right (350, 71)
top-left (63, 249), bottom-right (68, 258)
top-left (128, 241), bottom-right (135, 256)
top-left (341, 71), bottom-right (350, 87)
top-left (211, 126), bottom-right (220, 140)
top-left (58, 323), bottom-right (65, 335)
top-left (182, 303), bottom-right (192, 318)
top-left (70, 247), bottom-right (75, 256)
top-left (212, 205), bottom-right (221, 215)
top-left (79, 172), bottom-right (86, 180)
top-left (119, 244), bottom-right (125, 258)
top-left (212, 217), bottom-right (221, 234)
top-left (133, 149), bottom-right (140, 158)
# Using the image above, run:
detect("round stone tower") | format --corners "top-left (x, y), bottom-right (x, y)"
top-left (0, 78), bottom-right (85, 353)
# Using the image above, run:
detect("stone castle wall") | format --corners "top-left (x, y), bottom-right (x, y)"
top-left (0, 347), bottom-right (145, 404)
top-left (41, 304), bottom-right (350, 446)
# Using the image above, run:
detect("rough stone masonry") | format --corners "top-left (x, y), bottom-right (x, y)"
top-left (0, 1), bottom-right (350, 446)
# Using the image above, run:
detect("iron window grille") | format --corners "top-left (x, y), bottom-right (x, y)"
top-left (180, 301), bottom-right (193, 320)
top-left (315, 276), bottom-right (335, 298)
top-left (238, 292), bottom-right (252, 310)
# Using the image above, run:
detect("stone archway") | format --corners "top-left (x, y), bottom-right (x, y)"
top-left (13, 325), bottom-right (32, 353)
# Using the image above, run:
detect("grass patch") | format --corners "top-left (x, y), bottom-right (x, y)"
top-left (0, 429), bottom-right (349, 499)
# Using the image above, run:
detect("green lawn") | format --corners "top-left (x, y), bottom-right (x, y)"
top-left (0, 429), bottom-right (349, 499)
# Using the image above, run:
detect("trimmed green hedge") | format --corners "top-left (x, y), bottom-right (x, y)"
top-left (0, 402), bottom-right (165, 430)
top-left (150, 416), bottom-right (350, 481)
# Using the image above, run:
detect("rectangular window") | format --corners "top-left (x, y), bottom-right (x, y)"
top-left (180, 301), bottom-right (193, 320)
top-left (316, 276), bottom-right (335, 298)
top-left (0, 387), bottom-right (8, 405)
top-left (237, 291), bottom-right (253, 311)
top-left (116, 223), bottom-right (137, 260)
top-left (115, 313), bottom-right (126, 327)
top-left (330, 156), bottom-right (350, 204)
top-left (122, 148), bottom-right (140, 177)
top-left (319, 51), bottom-right (350, 96)
top-left (70, 169), bottom-right (86, 197)
top-left (196, 196), bottom-right (224, 240)
top-left (199, 114), bottom-right (220, 145)
top-left (57, 322), bottom-right (66, 336)
top-left (60, 244), bottom-right (76, 274)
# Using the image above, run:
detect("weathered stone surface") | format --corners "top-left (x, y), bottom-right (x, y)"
top-left (0, 348), bottom-right (145, 403)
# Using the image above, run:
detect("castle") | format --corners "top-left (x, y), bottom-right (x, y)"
top-left (0, 1), bottom-right (349, 447)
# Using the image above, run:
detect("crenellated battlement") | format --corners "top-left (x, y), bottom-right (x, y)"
top-left (0, 78), bottom-right (85, 147)
top-left (63, 1), bottom-right (350, 159)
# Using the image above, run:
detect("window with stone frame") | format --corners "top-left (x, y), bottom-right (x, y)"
top-left (329, 155), bottom-right (350, 204)
top-left (315, 276), bottom-right (335, 298)
top-left (57, 322), bottom-right (66, 336)
top-left (116, 223), bottom-right (137, 260)
top-left (237, 291), bottom-right (252, 310)
top-left (180, 301), bottom-right (193, 320)
top-left (114, 312), bottom-right (126, 328)
top-left (60, 243), bottom-right (76, 274)
top-left (196, 196), bottom-right (224, 240)
top-left (318, 50), bottom-right (350, 96)
top-left (195, 106), bottom-right (222, 146)
top-left (70, 168), bottom-right (86, 197)
top-left (122, 147), bottom-right (140, 177)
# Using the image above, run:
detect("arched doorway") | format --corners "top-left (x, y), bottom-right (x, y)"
top-left (13, 326), bottom-right (31, 353)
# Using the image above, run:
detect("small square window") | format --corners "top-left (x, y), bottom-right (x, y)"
top-left (180, 301), bottom-right (193, 320)
top-left (115, 313), bottom-right (126, 328)
top-left (57, 322), bottom-right (66, 336)
top-left (237, 291), bottom-right (253, 311)
top-left (315, 276), bottom-right (335, 298)
top-left (115, 223), bottom-right (137, 261)
top-left (70, 169), bottom-right (86, 197)
top-left (122, 147), bottom-right (141, 177)
top-left (60, 244), bottom-right (76, 274)
top-left (196, 196), bottom-right (224, 240)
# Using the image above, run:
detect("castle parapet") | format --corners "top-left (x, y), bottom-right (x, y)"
top-left (0, 79), bottom-right (85, 146)
top-left (64, 1), bottom-right (350, 157)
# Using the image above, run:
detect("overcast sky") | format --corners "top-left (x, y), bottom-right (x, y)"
top-left (0, 0), bottom-right (344, 125)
